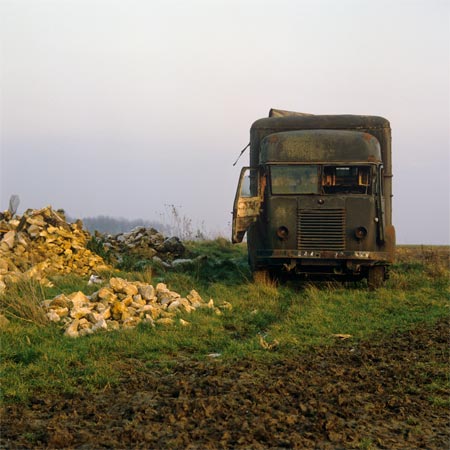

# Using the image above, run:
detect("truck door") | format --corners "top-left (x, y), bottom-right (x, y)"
top-left (232, 167), bottom-right (263, 243)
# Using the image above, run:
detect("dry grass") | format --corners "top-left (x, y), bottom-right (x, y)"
top-left (0, 278), bottom-right (48, 326)
top-left (395, 245), bottom-right (449, 265)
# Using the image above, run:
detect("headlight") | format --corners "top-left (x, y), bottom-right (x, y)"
top-left (354, 226), bottom-right (368, 240)
top-left (276, 226), bottom-right (289, 240)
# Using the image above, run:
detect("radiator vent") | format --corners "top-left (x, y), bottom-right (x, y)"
top-left (298, 209), bottom-right (346, 250)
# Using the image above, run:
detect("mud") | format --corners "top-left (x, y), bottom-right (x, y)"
top-left (1, 319), bottom-right (448, 449)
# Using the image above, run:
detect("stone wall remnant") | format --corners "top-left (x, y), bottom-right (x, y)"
top-left (0, 206), bottom-right (109, 292)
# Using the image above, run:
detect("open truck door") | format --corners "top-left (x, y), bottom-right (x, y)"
top-left (232, 167), bottom-right (263, 243)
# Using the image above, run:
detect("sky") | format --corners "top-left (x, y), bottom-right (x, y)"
top-left (0, 0), bottom-right (449, 244)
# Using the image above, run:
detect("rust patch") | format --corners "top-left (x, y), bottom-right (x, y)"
top-left (260, 174), bottom-right (267, 199)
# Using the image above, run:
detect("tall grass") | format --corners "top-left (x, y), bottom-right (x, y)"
top-left (0, 244), bottom-right (448, 403)
top-left (0, 278), bottom-right (48, 326)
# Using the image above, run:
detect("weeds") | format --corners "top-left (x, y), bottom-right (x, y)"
top-left (86, 235), bottom-right (111, 262)
top-left (160, 204), bottom-right (207, 240)
top-left (116, 253), bottom-right (153, 272)
top-left (0, 278), bottom-right (48, 326)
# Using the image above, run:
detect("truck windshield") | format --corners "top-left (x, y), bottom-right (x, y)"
top-left (322, 166), bottom-right (371, 194)
top-left (270, 165), bottom-right (372, 195)
top-left (271, 165), bottom-right (319, 194)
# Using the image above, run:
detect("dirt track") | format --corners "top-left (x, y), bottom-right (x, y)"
top-left (2, 319), bottom-right (448, 449)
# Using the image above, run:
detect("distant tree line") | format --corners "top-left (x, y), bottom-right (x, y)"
top-left (66, 205), bottom-right (209, 240)
top-left (66, 214), bottom-right (168, 236)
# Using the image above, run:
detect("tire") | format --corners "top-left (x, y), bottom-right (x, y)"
top-left (367, 266), bottom-right (386, 290)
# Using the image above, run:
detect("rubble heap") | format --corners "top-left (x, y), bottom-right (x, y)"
top-left (43, 277), bottom-right (232, 338)
top-left (0, 207), bottom-right (109, 292)
top-left (99, 226), bottom-right (185, 264)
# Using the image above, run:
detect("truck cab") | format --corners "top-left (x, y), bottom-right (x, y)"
top-left (232, 111), bottom-right (395, 288)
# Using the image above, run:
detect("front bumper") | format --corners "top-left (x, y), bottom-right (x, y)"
top-left (257, 249), bottom-right (391, 261)
top-left (255, 249), bottom-right (392, 275)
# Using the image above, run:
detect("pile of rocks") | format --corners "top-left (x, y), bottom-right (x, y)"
top-left (98, 226), bottom-right (186, 265)
top-left (0, 207), bottom-right (109, 293)
top-left (43, 277), bottom-right (231, 338)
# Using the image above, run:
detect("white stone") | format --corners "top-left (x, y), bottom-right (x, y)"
top-left (88, 274), bottom-right (103, 285)
top-left (64, 319), bottom-right (80, 338)
top-left (152, 256), bottom-right (172, 269)
top-left (138, 285), bottom-right (155, 301)
top-left (2, 230), bottom-right (16, 249)
top-left (109, 277), bottom-right (128, 293)
top-left (47, 310), bottom-right (60, 322)
top-left (187, 290), bottom-right (203, 307)
top-left (92, 318), bottom-right (108, 332)
top-left (132, 294), bottom-right (146, 306)
top-left (143, 315), bottom-right (155, 326)
top-left (49, 294), bottom-right (71, 309)
top-left (179, 298), bottom-right (195, 313)
top-left (171, 258), bottom-right (193, 268)
top-left (95, 303), bottom-right (107, 313)
top-left (69, 291), bottom-right (90, 308)
top-left (27, 224), bottom-right (41, 238)
top-left (167, 299), bottom-right (181, 311)
top-left (86, 311), bottom-right (101, 323)
top-left (78, 318), bottom-right (90, 327)
top-left (123, 316), bottom-right (141, 328)
top-left (16, 232), bottom-right (28, 247)
top-left (97, 287), bottom-right (117, 303)
top-left (123, 284), bottom-right (138, 296)
top-left (156, 282), bottom-right (169, 293)
top-left (100, 307), bottom-right (112, 320)
top-left (53, 307), bottom-right (69, 318)
top-left (159, 296), bottom-right (172, 306)
top-left (70, 306), bottom-right (93, 319)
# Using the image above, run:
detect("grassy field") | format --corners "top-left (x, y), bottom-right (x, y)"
top-left (1, 241), bottom-right (448, 405)
top-left (1, 241), bottom-right (449, 449)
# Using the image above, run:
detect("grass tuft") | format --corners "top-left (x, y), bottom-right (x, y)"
top-left (0, 278), bottom-right (48, 326)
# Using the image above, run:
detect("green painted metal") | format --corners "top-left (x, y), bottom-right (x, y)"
top-left (260, 130), bottom-right (382, 164)
top-left (233, 110), bottom-right (395, 283)
top-left (250, 114), bottom-right (392, 225)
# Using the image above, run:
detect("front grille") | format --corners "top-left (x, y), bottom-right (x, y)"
top-left (298, 209), bottom-right (346, 250)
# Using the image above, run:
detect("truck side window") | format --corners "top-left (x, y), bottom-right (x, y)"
top-left (239, 168), bottom-right (259, 198)
top-left (322, 166), bottom-right (371, 194)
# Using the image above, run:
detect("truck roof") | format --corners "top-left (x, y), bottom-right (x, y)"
top-left (260, 130), bottom-right (382, 164)
top-left (252, 114), bottom-right (390, 133)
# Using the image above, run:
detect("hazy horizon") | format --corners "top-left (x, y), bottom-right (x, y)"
top-left (1, 0), bottom-right (449, 244)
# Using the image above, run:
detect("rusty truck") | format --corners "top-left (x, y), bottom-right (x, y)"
top-left (232, 109), bottom-right (395, 288)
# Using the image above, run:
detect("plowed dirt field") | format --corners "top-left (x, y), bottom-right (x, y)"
top-left (1, 318), bottom-right (448, 449)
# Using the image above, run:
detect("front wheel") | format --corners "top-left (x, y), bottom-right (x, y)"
top-left (367, 266), bottom-right (386, 290)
